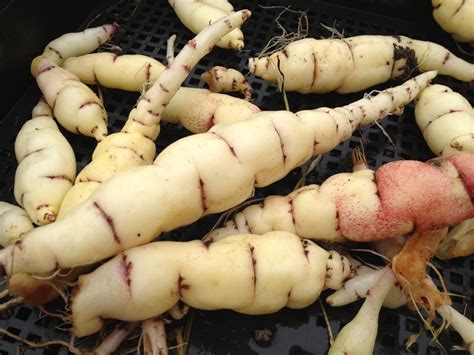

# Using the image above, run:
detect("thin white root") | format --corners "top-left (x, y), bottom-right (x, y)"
top-left (0, 296), bottom-right (23, 311)
top-left (328, 267), bottom-right (396, 355)
top-left (166, 34), bottom-right (177, 65)
top-left (142, 318), bottom-right (168, 355)
top-left (94, 322), bottom-right (139, 355)
top-left (437, 305), bottom-right (474, 354)
top-left (318, 299), bottom-right (334, 346)
top-left (168, 303), bottom-right (189, 320)
top-left (326, 264), bottom-right (407, 309)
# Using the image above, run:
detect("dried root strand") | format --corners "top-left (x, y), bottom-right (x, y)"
top-left (0, 296), bottom-right (23, 311)
top-left (0, 328), bottom-right (80, 353)
top-left (392, 228), bottom-right (450, 323)
top-left (256, 5), bottom-right (309, 58)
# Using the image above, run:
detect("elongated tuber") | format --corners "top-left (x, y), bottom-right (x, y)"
top-left (249, 35), bottom-right (474, 94)
top-left (415, 84), bottom-right (474, 156)
top-left (71, 231), bottom-right (351, 337)
top-left (414, 84), bottom-right (474, 257)
top-left (169, 0), bottom-right (245, 50)
top-left (31, 25), bottom-right (118, 140)
top-left (61, 53), bottom-right (260, 132)
top-left (204, 151), bottom-right (474, 243)
top-left (0, 72), bottom-right (434, 294)
top-left (14, 99), bottom-right (76, 225)
top-left (57, 12), bottom-right (253, 218)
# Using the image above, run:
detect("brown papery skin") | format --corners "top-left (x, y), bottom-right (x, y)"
top-left (341, 153), bottom-right (473, 241)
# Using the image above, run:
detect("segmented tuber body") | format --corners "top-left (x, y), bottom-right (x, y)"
top-left (71, 232), bottom-right (351, 337)
top-left (249, 35), bottom-right (474, 94)
top-left (30, 25), bottom-right (118, 140)
top-left (432, 0), bottom-right (474, 44)
top-left (169, 0), bottom-right (245, 50)
top-left (414, 84), bottom-right (474, 259)
top-left (415, 84), bottom-right (474, 156)
top-left (57, 12), bottom-right (254, 218)
top-left (61, 53), bottom-right (259, 132)
top-left (14, 99), bottom-right (76, 225)
top-left (204, 152), bottom-right (474, 243)
top-left (0, 202), bottom-right (33, 247)
top-left (201, 66), bottom-right (252, 100)
top-left (0, 72), bottom-right (434, 296)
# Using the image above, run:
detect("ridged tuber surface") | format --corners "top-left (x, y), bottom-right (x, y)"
top-left (432, 0), bottom-right (474, 44)
top-left (0, 202), bottom-right (33, 247)
top-left (169, 0), bottom-right (245, 49)
top-left (0, 72), bottom-right (434, 289)
top-left (71, 232), bottom-right (351, 337)
top-left (249, 35), bottom-right (474, 94)
top-left (14, 99), bottom-right (76, 225)
top-left (57, 12), bottom-right (253, 218)
top-left (204, 152), bottom-right (474, 243)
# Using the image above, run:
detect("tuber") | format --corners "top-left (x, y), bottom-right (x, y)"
top-left (14, 99), bottom-right (76, 225)
top-left (249, 35), bottom-right (474, 94)
top-left (169, 0), bottom-right (245, 50)
top-left (71, 231), bottom-right (351, 337)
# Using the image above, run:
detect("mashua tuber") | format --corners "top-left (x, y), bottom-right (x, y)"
top-left (71, 231), bottom-right (351, 337)
top-left (249, 35), bottom-right (474, 94)
top-left (31, 24), bottom-right (118, 140)
top-left (0, 72), bottom-right (436, 297)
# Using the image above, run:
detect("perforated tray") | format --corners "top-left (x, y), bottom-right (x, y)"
top-left (0, 0), bottom-right (472, 354)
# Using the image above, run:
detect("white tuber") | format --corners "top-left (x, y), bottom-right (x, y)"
top-left (169, 0), bottom-right (245, 50)
top-left (0, 202), bottom-right (34, 247)
top-left (14, 99), bottom-right (76, 225)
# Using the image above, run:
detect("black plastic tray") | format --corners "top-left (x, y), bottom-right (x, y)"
top-left (0, 0), bottom-right (472, 354)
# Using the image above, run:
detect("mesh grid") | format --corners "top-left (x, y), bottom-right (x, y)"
top-left (0, 0), bottom-right (472, 354)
